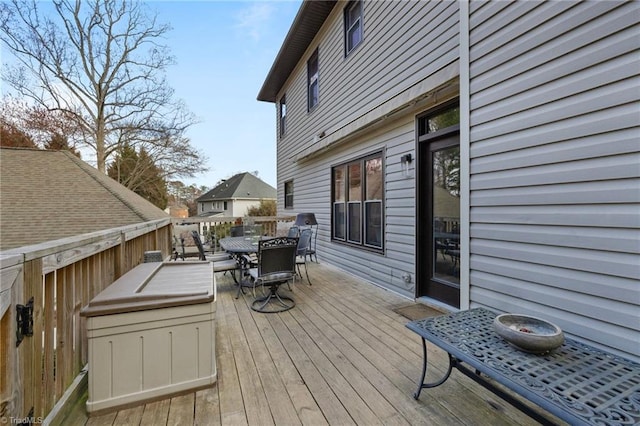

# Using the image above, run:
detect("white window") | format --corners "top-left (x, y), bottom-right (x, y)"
top-left (284, 180), bottom-right (294, 209)
top-left (279, 95), bottom-right (287, 137)
top-left (344, 1), bottom-right (363, 55)
top-left (307, 49), bottom-right (319, 111)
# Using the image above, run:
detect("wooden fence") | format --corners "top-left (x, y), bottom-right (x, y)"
top-left (0, 215), bottom-right (295, 424)
top-left (0, 219), bottom-right (172, 424)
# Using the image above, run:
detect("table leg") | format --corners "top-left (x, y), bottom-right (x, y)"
top-left (235, 255), bottom-right (253, 299)
top-left (413, 337), bottom-right (454, 400)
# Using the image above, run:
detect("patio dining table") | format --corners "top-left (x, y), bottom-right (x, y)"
top-left (219, 236), bottom-right (263, 298)
top-left (219, 236), bottom-right (261, 254)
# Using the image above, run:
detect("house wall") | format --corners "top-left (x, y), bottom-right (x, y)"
top-left (231, 199), bottom-right (258, 217)
top-left (276, 0), bottom-right (460, 298)
top-left (197, 199), bottom-right (276, 219)
top-left (198, 200), bottom-right (227, 216)
top-left (466, 0), bottom-right (639, 359)
top-left (273, 0), bottom-right (638, 359)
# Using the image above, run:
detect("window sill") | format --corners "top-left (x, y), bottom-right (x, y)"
top-left (331, 239), bottom-right (384, 255)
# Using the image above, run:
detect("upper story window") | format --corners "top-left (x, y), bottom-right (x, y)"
top-left (307, 49), bottom-right (319, 111)
top-left (344, 0), bottom-right (363, 55)
top-left (332, 151), bottom-right (384, 251)
top-left (284, 179), bottom-right (294, 209)
top-left (279, 95), bottom-right (287, 137)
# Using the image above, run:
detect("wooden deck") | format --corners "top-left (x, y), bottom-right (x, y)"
top-left (67, 262), bottom-right (560, 426)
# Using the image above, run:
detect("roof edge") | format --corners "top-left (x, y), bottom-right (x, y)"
top-left (257, 0), bottom-right (337, 103)
top-left (63, 151), bottom-right (166, 221)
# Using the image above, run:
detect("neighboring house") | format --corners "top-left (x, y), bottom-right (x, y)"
top-left (195, 172), bottom-right (276, 218)
top-left (165, 204), bottom-right (189, 219)
top-left (0, 147), bottom-right (169, 251)
top-left (258, 1), bottom-right (639, 360)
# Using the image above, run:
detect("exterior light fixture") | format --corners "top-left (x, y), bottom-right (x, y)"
top-left (401, 153), bottom-right (413, 178)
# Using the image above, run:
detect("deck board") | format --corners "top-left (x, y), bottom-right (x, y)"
top-left (69, 262), bottom-right (562, 425)
top-left (194, 387), bottom-right (220, 426)
top-left (139, 399), bottom-right (170, 426)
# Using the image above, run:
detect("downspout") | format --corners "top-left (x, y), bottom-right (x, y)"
top-left (459, 0), bottom-right (471, 310)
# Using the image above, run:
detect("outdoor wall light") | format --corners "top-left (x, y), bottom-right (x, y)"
top-left (401, 153), bottom-right (413, 178)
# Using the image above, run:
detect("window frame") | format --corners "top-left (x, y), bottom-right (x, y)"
top-left (331, 151), bottom-right (384, 252)
top-left (279, 95), bottom-right (287, 138)
top-left (284, 179), bottom-right (294, 209)
top-left (344, 0), bottom-right (363, 56)
top-left (307, 49), bottom-right (319, 111)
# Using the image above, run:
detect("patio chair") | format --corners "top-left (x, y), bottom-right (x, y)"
top-left (247, 236), bottom-right (298, 313)
top-left (244, 223), bottom-right (263, 236)
top-left (287, 226), bottom-right (299, 238)
top-left (191, 231), bottom-right (239, 282)
top-left (294, 213), bottom-right (318, 262)
top-left (230, 225), bottom-right (244, 237)
top-left (190, 231), bottom-right (231, 260)
top-left (295, 228), bottom-right (312, 284)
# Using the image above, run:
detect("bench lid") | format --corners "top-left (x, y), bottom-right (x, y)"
top-left (81, 262), bottom-right (215, 317)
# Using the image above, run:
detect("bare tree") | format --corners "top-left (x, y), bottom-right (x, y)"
top-left (0, 0), bottom-right (206, 178)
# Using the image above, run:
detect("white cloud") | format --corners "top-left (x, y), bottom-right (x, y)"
top-left (234, 2), bottom-right (275, 42)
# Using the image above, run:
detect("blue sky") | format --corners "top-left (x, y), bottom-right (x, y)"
top-left (1, 1), bottom-right (300, 188)
top-left (151, 1), bottom-right (302, 189)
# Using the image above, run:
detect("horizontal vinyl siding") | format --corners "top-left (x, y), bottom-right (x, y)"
top-left (287, 117), bottom-right (418, 298)
top-left (468, 0), bottom-right (640, 359)
top-left (325, 120), bottom-right (417, 298)
top-left (275, 1), bottom-right (460, 296)
top-left (277, 0), bottom-right (459, 168)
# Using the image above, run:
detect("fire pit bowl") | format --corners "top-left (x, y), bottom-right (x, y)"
top-left (493, 313), bottom-right (564, 354)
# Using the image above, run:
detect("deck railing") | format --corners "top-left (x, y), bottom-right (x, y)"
top-left (0, 215), bottom-right (296, 424)
top-left (0, 219), bottom-right (172, 424)
top-left (172, 215), bottom-right (296, 252)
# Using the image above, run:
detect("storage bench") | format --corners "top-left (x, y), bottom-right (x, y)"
top-left (406, 308), bottom-right (640, 426)
top-left (81, 261), bottom-right (216, 414)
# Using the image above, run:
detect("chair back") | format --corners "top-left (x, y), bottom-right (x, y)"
top-left (257, 237), bottom-right (298, 281)
top-left (230, 225), bottom-right (244, 237)
top-left (287, 226), bottom-right (299, 238)
top-left (245, 224), bottom-right (263, 236)
top-left (191, 231), bottom-right (207, 261)
top-left (297, 228), bottom-right (312, 256)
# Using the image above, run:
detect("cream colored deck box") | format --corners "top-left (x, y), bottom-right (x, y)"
top-left (81, 261), bottom-right (216, 413)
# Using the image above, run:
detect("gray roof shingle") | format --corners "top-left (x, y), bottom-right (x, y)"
top-left (196, 172), bottom-right (276, 202)
top-left (0, 147), bottom-right (169, 251)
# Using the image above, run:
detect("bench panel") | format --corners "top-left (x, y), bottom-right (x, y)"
top-left (407, 308), bottom-right (640, 426)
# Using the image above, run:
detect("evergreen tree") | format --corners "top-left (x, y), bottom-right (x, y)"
top-left (108, 144), bottom-right (168, 209)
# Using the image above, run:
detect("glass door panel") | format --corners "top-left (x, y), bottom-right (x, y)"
top-left (432, 145), bottom-right (460, 284)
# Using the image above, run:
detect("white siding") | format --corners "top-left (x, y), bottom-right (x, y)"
top-left (275, 1), bottom-right (460, 297)
top-left (468, 0), bottom-right (640, 359)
